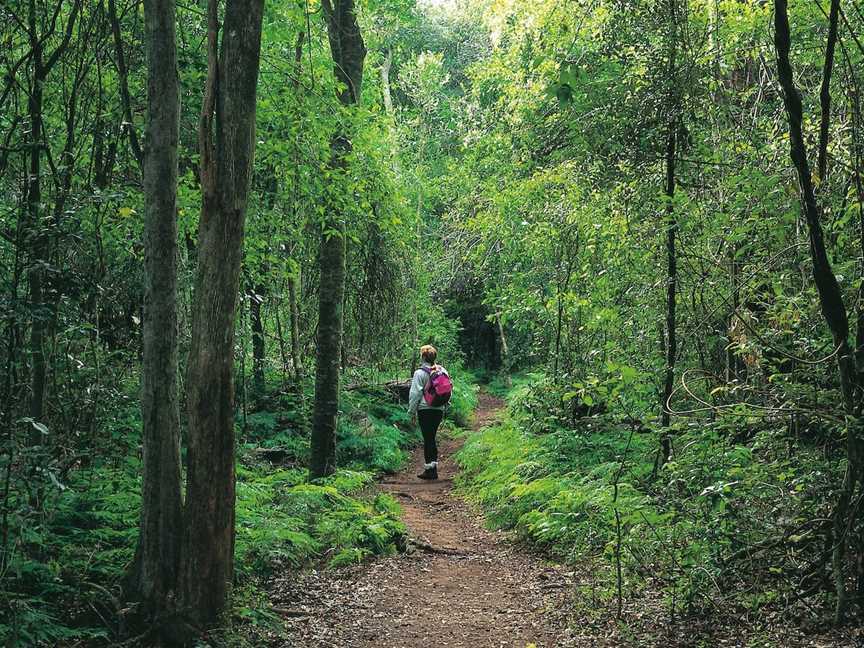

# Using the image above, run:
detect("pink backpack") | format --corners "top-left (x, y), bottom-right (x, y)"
top-left (421, 365), bottom-right (453, 407)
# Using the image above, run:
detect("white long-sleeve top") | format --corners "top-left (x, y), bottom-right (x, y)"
top-left (408, 362), bottom-right (449, 416)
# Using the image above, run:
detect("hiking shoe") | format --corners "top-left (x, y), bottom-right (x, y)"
top-left (417, 468), bottom-right (437, 480)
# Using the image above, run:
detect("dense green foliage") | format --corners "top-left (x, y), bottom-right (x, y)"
top-left (458, 376), bottom-right (842, 626)
top-left (2, 366), bottom-right (477, 644)
top-left (405, 0), bottom-right (864, 633)
top-left (0, 0), bottom-right (482, 641)
top-left (1, 385), bottom-right (426, 645)
top-left (3, 0), bottom-right (864, 641)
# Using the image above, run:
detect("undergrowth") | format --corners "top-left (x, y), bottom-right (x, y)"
top-left (2, 364), bottom-right (478, 646)
top-left (456, 372), bottom-right (843, 631)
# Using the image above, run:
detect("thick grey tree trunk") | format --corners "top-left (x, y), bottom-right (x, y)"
top-left (130, 0), bottom-right (183, 617)
top-left (181, 0), bottom-right (265, 626)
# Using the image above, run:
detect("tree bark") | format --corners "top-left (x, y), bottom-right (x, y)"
top-left (26, 6), bottom-right (46, 435)
top-left (310, 0), bottom-right (366, 479)
top-left (660, 120), bottom-right (677, 429)
top-left (852, 82), bottom-right (864, 376)
top-left (310, 230), bottom-right (345, 478)
top-left (774, 0), bottom-right (863, 623)
top-left (817, 0), bottom-right (841, 184)
top-left (181, 0), bottom-right (264, 626)
top-left (129, 0), bottom-right (183, 617)
top-left (288, 271), bottom-right (303, 389)
top-left (659, 0), bottom-right (679, 468)
top-left (25, 0), bottom-right (80, 441)
top-left (287, 34), bottom-right (305, 394)
top-left (249, 284), bottom-right (266, 396)
top-left (381, 47), bottom-right (394, 117)
top-left (108, 0), bottom-right (144, 168)
top-left (497, 314), bottom-right (512, 388)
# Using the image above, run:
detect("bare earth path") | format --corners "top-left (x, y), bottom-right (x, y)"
top-left (272, 392), bottom-right (576, 647)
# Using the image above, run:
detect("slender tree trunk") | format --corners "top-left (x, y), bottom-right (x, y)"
top-left (129, 0), bottom-right (183, 617)
top-left (774, 0), bottom-right (863, 623)
top-left (817, 0), bottom-right (841, 184)
top-left (181, 0), bottom-right (265, 625)
top-left (288, 271), bottom-right (303, 388)
top-left (659, 0), bottom-right (679, 467)
top-left (288, 33), bottom-right (305, 395)
top-left (26, 26), bottom-right (46, 436)
top-left (660, 120), bottom-right (677, 429)
top-left (25, 0), bottom-right (52, 435)
top-left (551, 248), bottom-right (573, 382)
top-left (283, 31), bottom-right (308, 394)
top-left (249, 284), bottom-right (266, 396)
top-left (381, 47), bottom-right (394, 117)
top-left (497, 314), bottom-right (512, 388)
top-left (310, 0), bottom-right (366, 479)
top-left (24, 0), bottom-right (80, 442)
top-left (274, 294), bottom-right (289, 390)
top-left (851, 82), bottom-right (864, 376)
top-left (108, 0), bottom-right (144, 167)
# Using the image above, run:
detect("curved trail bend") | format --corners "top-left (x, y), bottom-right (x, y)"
top-left (274, 392), bottom-right (575, 647)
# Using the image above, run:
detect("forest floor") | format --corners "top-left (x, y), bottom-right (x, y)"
top-left (269, 392), bottom-right (578, 647)
top-left (263, 393), bottom-right (857, 648)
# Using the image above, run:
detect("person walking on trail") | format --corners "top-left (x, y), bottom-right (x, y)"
top-left (408, 345), bottom-right (453, 481)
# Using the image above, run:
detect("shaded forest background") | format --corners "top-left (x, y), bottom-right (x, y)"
top-left (1, 0), bottom-right (864, 644)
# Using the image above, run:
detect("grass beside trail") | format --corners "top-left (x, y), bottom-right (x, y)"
top-left (456, 372), bottom-right (844, 643)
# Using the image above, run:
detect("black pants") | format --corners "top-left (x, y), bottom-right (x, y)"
top-left (418, 409), bottom-right (444, 464)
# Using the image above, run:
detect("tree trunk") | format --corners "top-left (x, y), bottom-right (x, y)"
top-left (310, 0), bottom-right (367, 479)
top-left (310, 230), bottom-right (345, 478)
top-left (817, 0), bottom-right (840, 184)
top-left (660, 120), bottom-right (677, 429)
top-left (381, 47), bottom-right (394, 116)
top-left (181, 0), bottom-right (264, 625)
top-left (249, 284), bottom-right (266, 396)
top-left (288, 33), bottom-right (305, 395)
top-left (129, 0), bottom-right (183, 618)
top-left (288, 271), bottom-right (303, 389)
top-left (26, 27), bottom-right (46, 437)
top-left (774, 0), bottom-right (863, 623)
top-left (852, 82), bottom-right (864, 376)
top-left (497, 314), bottom-right (512, 388)
top-left (659, 0), bottom-right (679, 467)
top-left (108, 0), bottom-right (144, 167)
top-left (24, 0), bottom-right (80, 439)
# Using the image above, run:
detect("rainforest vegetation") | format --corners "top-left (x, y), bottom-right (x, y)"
top-left (1, 0), bottom-right (863, 645)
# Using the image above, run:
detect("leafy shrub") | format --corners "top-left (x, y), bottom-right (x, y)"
top-left (485, 370), bottom-right (538, 399)
top-left (447, 365), bottom-right (479, 427)
top-left (240, 411), bottom-right (311, 465)
top-left (337, 388), bottom-right (418, 473)
top-left (0, 458), bottom-right (141, 646)
top-left (457, 373), bottom-right (843, 618)
top-left (0, 379), bottom-right (427, 645)
top-left (235, 468), bottom-right (405, 575)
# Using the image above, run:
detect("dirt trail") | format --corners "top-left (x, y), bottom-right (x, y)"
top-left (272, 392), bottom-right (575, 647)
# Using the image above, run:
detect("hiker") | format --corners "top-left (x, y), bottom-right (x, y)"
top-left (408, 344), bottom-right (453, 480)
